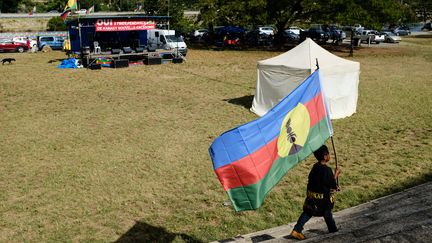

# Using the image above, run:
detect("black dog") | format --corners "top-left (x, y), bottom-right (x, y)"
top-left (2, 58), bottom-right (16, 64)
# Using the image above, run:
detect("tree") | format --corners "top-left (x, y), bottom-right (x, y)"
top-left (47, 16), bottom-right (67, 31)
top-left (197, 0), bottom-right (409, 46)
top-left (0, 0), bottom-right (20, 12)
top-left (406, 0), bottom-right (432, 22)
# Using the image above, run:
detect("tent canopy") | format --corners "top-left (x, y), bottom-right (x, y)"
top-left (251, 38), bottom-right (360, 119)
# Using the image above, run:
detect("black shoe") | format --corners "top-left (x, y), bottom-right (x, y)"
top-left (329, 228), bottom-right (339, 233)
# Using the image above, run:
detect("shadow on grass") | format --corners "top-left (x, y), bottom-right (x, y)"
top-left (354, 172), bottom-right (432, 207)
top-left (380, 171), bottom-right (432, 196)
top-left (48, 58), bottom-right (66, 63)
top-left (224, 95), bottom-right (254, 110)
top-left (115, 221), bottom-right (203, 243)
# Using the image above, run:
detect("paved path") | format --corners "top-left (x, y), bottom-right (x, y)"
top-left (213, 181), bottom-right (432, 243)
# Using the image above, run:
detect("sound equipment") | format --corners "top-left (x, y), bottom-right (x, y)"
top-left (148, 52), bottom-right (160, 58)
top-left (143, 57), bottom-right (162, 65)
top-left (172, 57), bottom-right (183, 64)
top-left (135, 47), bottom-right (144, 53)
top-left (81, 46), bottom-right (90, 55)
top-left (89, 63), bottom-right (102, 70)
top-left (112, 59), bottom-right (129, 68)
top-left (111, 48), bottom-right (121, 54)
top-left (147, 46), bottom-right (156, 52)
top-left (122, 47), bottom-right (132, 54)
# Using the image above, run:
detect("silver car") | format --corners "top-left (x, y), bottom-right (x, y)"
top-left (383, 32), bottom-right (401, 43)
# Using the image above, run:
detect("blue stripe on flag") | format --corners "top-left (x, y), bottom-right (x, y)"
top-left (210, 71), bottom-right (322, 169)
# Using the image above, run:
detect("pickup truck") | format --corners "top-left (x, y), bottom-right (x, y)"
top-left (371, 31), bottom-right (385, 43)
top-left (357, 30), bottom-right (376, 44)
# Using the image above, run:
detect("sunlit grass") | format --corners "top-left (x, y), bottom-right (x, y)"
top-left (0, 39), bottom-right (431, 242)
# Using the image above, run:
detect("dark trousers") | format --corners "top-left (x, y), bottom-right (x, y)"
top-left (293, 209), bottom-right (338, 233)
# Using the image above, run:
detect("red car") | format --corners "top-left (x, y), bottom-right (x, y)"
top-left (0, 40), bottom-right (28, 53)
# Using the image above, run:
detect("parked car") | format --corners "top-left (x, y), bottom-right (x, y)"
top-left (282, 30), bottom-right (300, 43)
top-left (326, 25), bottom-right (346, 43)
top-left (37, 36), bottom-right (64, 50)
top-left (0, 40), bottom-right (28, 52)
top-left (422, 23), bottom-right (432, 31)
top-left (371, 31), bottom-right (385, 43)
top-left (358, 30), bottom-right (376, 43)
top-left (245, 29), bottom-right (273, 46)
top-left (393, 26), bottom-right (410, 36)
top-left (188, 29), bottom-right (209, 43)
top-left (353, 24), bottom-right (364, 31)
top-left (193, 29), bottom-right (208, 37)
top-left (286, 26), bottom-right (303, 35)
top-left (12, 37), bottom-right (37, 48)
top-left (300, 24), bottom-right (329, 43)
top-left (257, 26), bottom-right (275, 36)
top-left (383, 32), bottom-right (401, 43)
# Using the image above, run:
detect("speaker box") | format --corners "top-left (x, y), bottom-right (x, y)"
top-left (143, 57), bottom-right (162, 65)
top-left (148, 52), bottom-right (160, 58)
top-left (89, 63), bottom-right (102, 70)
top-left (112, 59), bottom-right (129, 68)
top-left (147, 46), bottom-right (156, 52)
top-left (135, 47), bottom-right (144, 53)
top-left (172, 57), bottom-right (183, 64)
top-left (122, 47), bottom-right (132, 54)
top-left (111, 48), bottom-right (121, 54)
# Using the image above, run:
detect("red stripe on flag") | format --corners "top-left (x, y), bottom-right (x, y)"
top-left (215, 92), bottom-right (327, 191)
top-left (305, 92), bottom-right (326, 127)
top-left (215, 139), bottom-right (279, 191)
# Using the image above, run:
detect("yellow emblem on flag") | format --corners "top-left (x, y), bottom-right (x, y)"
top-left (277, 103), bottom-right (310, 157)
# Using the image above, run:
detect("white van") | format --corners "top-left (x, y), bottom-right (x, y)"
top-left (147, 29), bottom-right (188, 56)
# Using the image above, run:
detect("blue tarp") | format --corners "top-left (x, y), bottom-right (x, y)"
top-left (57, 58), bottom-right (80, 69)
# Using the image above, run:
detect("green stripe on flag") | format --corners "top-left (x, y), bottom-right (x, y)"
top-left (227, 118), bottom-right (331, 211)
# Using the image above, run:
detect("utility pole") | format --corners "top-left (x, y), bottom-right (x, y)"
top-left (167, 0), bottom-right (170, 30)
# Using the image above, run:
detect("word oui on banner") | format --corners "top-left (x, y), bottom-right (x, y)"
top-left (95, 19), bottom-right (156, 32)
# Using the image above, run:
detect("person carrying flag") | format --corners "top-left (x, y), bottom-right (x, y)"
top-left (290, 145), bottom-right (341, 240)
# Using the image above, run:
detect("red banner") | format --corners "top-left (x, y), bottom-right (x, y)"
top-left (95, 19), bottom-right (156, 32)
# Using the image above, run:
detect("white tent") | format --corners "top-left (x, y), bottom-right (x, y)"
top-left (251, 38), bottom-right (360, 119)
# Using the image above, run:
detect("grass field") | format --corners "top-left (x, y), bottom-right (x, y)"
top-left (0, 37), bottom-right (431, 242)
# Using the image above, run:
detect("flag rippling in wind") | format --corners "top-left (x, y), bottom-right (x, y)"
top-left (87, 5), bottom-right (95, 14)
top-left (60, 0), bottom-right (77, 21)
top-left (209, 71), bottom-right (333, 212)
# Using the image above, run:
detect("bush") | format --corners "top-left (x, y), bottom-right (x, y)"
top-left (47, 17), bottom-right (67, 31)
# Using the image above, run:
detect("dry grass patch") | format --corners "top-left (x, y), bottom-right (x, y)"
top-left (0, 18), bottom-right (49, 32)
top-left (0, 39), bottom-right (431, 242)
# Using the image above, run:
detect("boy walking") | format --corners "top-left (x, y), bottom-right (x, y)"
top-left (290, 145), bottom-right (341, 240)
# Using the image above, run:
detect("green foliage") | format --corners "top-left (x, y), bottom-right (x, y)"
top-left (0, 0), bottom-right (20, 12)
top-left (47, 16), bottom-right (67, 31)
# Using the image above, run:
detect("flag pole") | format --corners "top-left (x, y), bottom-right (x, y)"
top-left (318, 57), bottom-right (339, 188)
top-left (330, 136), bottom-right (339, 189)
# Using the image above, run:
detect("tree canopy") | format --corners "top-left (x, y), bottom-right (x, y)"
top-left (1, 0), bottom-right (430, 32)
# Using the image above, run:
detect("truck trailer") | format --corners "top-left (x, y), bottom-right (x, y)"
top-left (147, 29), bottom-right (187, 56)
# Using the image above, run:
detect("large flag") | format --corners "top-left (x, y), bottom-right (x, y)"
top-left (60, 0), bottom-right (77, 21)
top-left (209, 70), bottom-right (333, 212)
top-left (63, 0), bottom-right (78, 11)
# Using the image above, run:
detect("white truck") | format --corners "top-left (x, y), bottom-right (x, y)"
top-left (147, 29), bottom-right (188, 56)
